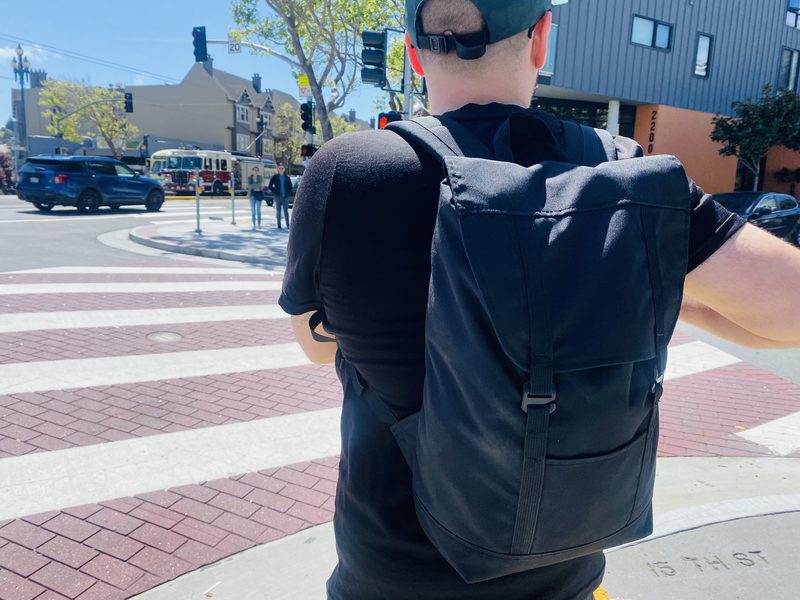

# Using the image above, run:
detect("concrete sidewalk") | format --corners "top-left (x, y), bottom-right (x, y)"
top-left (127, 222), bottom-right (800, 600)
top-left (129, 219), bottom-right (289, 271)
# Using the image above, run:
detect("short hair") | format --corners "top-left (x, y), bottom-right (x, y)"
top-left (418, 0), bottom-right (531, 71)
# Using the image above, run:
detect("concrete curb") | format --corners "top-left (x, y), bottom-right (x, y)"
top-left (128, 226), bottom-right (276, 267)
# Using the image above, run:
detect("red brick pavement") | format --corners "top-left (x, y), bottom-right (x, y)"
top-left (0, 458), bottom-right (338, 600)
top-left (0, 291), bottom-right (280, 314)
top-left (0, 365), bottom-right (341, 458)
top-left (0, 319), bottom-right (296, 364)
top-left (0, 273), bottom-right (281, 285)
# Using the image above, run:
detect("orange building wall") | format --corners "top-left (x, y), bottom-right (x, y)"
top-left (764, 145), bottom-right (800, 194)
top-left (633, 105), bottom-right (738, 194)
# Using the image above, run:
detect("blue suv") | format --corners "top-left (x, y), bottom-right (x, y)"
top-left (17, 156), bottom-right (164, 213)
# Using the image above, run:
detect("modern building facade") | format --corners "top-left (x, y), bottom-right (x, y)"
top-left (541, 0), bottom-right (800, 193)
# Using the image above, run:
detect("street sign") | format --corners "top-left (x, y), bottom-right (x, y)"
top-left (228, 39), bottom-right (242, 54)
top-left (297, 75), bottom-right (309, 87)
top-left (298, 85), bottom-right (312, 98)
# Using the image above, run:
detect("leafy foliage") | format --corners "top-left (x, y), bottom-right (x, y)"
top-left (231, 0), bottom-right (402, 141)
top-left (0, 153), bottom-right (13, 192)
top-left (39, 80), bottom-right (139, 159)
top-left (711, 85), bottom-right (800, 191)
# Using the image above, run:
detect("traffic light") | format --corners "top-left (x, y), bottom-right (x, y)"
top-left (361, 30), bottom-right (387, 88)
top-left (300, 144), bottom-right (317, 158)
top-left (192, 26), bottom-right (208, 62)
top-left (300, 101), bottom-right (316, 135)
top-left (124, 92), bottom-right (133, 113)
top-left (378, 111), bottom-right (403, 129)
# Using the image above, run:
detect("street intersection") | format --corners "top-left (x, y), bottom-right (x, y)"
top-left (0, 195), bottom-right (797, 599)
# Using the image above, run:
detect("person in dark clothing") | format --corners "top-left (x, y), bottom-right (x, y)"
top-left (268, 163), bottom-right (293, 229)
top-left (279, 1), bottom-right (800, 598)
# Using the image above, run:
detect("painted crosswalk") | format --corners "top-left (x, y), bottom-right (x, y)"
top-left (0, 264), bottom-right (798, 600)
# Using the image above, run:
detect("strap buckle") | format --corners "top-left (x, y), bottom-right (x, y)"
top-left (522, 384), bottom-right (557, 414)
top-left (428, 35), bottom-right (448, 53)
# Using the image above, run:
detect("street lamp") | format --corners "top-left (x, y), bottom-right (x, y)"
top-left (11, 44), bottom-right (31, 173)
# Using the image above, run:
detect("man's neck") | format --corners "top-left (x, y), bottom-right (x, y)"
top-left (427, 83), bottom-right (534, 115)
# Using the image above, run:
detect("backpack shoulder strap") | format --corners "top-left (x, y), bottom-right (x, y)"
top-left (387, 116), bottom-right (494, 166)
top-left (560, 120), bottom-right (618, 166)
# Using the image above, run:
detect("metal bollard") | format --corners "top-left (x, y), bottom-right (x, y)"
top-left (194, 169), bottom-right (202, 234)
top-left (230, 178), bottom-right (236, 225)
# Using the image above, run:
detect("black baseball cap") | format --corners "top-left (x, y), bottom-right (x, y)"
top-left (406, 0), bottom-right (561, 60)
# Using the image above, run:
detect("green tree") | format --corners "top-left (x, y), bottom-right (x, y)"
top-left (711, 85), bottom-right (800, 191)
top-left (272, 102), bottom-right (305, 168)
top-left (231, 0), bottom-right (402, 142)
top-left (39, 81), bottom-right (139, 159)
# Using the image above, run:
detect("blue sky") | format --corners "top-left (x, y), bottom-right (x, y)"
top-left (0, 0), bottom-right (384, 129)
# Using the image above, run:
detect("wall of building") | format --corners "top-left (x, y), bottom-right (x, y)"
top-left (551, 0), bottom-right (800, 116)
top-left (634, 104), bottom-right (738, 194)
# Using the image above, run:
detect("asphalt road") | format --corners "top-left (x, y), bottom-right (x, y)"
top-left (0, 194), bottom-right (254, 270)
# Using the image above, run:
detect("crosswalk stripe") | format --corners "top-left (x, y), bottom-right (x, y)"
top-left (0, 407), bottom-right (342, 522)
top-left (0, 305), bottom-right (286, 333)
top-left (736, 411), bottom-right (800, 456)
top-left (0, 343), bottom-right (310, 395)
top-left (0, 281), bottom-right (282, 295)
top-left (5, 267), bottom-right (270, 275)
top-left (664, 341), bottom-right (741, 380)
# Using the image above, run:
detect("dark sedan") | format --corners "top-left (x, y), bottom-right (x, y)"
top-left (17, 156), bottom-right (164, 213)
top-left (710, 191), bottom-right (800, 246)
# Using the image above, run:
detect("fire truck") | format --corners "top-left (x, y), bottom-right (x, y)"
top-left (148, 149), bottom-right (276, 196)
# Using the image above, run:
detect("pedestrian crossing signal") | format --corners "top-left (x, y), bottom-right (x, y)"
top-left (301, 144), bottom-right (317, 158)
top-left (378, 111), bottom-right (402, 129)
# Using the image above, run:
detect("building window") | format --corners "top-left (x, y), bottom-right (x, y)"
top-left (788, 0), bottom-right (800, 29)
top-left (237, 105), bottom-right (250, 123)
top-left (237, 134), bottom-right (251, 152)
top-left (631, 15), bottom-right (672, 50)
top-left (780, 48), bottom-right (800, 90)
top-left (262, 113), bottom-right (273, 129)
top-left (694, 33), bottom-right (713, 78)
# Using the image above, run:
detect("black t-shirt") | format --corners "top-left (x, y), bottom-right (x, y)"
top-left (279, 104), bottom-right (745, 599)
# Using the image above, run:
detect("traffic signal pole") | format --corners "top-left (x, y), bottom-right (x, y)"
top-left (404, 48), bottom-right (413, 120)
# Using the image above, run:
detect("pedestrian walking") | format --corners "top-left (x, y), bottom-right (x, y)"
top-left (268, 163), bottom-right (293, 229)
top-left (247, 166), bottom-right (264, 229)
top-left (279, 1), bottom-right (800, 598)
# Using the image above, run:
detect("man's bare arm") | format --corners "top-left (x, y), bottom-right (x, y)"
top-left (291, 312), bottom-right (337, 365)
top-left (683, 223), bottom-right (800, 346)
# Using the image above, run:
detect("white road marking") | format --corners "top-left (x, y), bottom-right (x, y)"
top-left (0, 407), bottom-right (342, 521)
top-left (0, 209), bottom-right (237, 225)
top-left (4, 266), bottom-right (270, 275)
top-left (0, 305), bottom-right (286, 333)
top-left (0, 281), bottom-right (281, 295)
top-left (0, 343), bottom-right (310, 395)
top-left (736, 411), bottom-right (800, 456)
top-left (665, 341), bottom-right (741, 381)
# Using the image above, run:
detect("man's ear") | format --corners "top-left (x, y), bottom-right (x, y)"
top-left (531, 11), bottom-right (553, 70)
top-left (406, 33), bottom-right (425, 77)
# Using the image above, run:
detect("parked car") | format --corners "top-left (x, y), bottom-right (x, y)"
top-left (17, 156), bottom-right (165, 213)
top-left (709, 191), bottom-right (800, 246)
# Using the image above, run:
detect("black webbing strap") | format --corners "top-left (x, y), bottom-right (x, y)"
top-left (308, 310), bottom-right (335, 343)
top-left (561, 120), bottom-right (618, 166)
top-left (387, 116), bottom-right (494, 166)
top-left (511, 218), bottom-right (557, 555)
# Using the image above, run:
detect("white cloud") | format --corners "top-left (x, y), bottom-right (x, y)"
top-left (0, 45), bottom-right (57, 63)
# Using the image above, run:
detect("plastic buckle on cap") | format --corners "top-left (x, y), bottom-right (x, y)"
top-left (428, 35), bottom-right (448, 53)
top-left (522, 384), bottom-right (557, 414)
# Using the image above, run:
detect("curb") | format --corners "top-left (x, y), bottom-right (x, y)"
top-left (128, 226), bottom-right (274, 267)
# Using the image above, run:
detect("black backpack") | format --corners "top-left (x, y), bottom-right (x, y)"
top-left (351, 111), bottom-right (691, 583)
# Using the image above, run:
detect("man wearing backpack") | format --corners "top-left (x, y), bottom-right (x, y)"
top-left (279, 1), bottom-right (800, 598)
